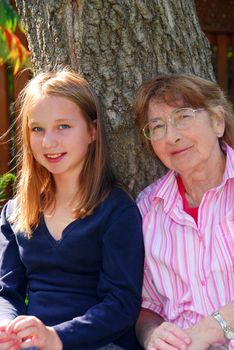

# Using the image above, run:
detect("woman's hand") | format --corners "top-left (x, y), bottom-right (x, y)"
top-left (185, 315), bottom-right (228, 350)
top-left (144, 321), bottom-right (191, 350)
top-left (0, 320), bottom-right (21, 350)
top-left (185, 327), bottom-right (211, 350)
top-left (5, 316), bottom-right (62, 350)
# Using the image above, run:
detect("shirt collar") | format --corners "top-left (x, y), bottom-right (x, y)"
top-left (222, 143), bottom-right (234, 182)
top-left (152, 143), bottom-right (234, 210)
top-left (152, 170), bottom-right (180, 213)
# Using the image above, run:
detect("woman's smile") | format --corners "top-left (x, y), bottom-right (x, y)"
top-left (170, 146), bottom-right (193, 156)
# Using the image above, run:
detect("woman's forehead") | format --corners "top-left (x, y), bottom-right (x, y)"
top-left (149, 93), bottom-right (187, 105)
top-left (148, 98), bottom-right (186, 112)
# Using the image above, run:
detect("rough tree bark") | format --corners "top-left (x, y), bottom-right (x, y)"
top-left (15, 0), bottom-right (214, 195)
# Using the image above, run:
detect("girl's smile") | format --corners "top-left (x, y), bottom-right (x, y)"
top-left (44, 153), bottom-right (67, 162)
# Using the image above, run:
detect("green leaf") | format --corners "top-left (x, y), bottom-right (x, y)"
top-left (0, 31), bottom-right (9, 62)
top-left (0, 173), bottom-right (16, 201)
top-left (0, 0), bottom-right (31, 73)
top-left (0, 0), bottom-right (18, 32)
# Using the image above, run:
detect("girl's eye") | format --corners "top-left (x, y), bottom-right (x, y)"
top-left (58, 124), bottom-right (70, 130)
top-left (32, 127), bottom-right (43, 132)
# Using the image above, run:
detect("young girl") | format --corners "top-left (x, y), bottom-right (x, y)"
top-left (0, 69), bottom-right (144, 350)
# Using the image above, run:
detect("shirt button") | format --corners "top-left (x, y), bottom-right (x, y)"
top-left (201, 279), bottom-right (206, 286)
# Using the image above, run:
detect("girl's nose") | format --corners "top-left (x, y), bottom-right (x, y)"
top-left (42, 131), bottom-right (58, 148)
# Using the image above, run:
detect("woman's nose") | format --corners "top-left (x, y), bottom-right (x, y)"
top-left (165, 123), bottom-right (181, 143)
top-left (42, 131), bottom-right (58, 148)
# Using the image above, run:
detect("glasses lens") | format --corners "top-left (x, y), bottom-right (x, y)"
top-left (173, 108), bottom-right (195, 128)
top-left (143, 120), bottom-right (166, 140)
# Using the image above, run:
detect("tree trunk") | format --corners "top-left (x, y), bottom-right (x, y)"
top-left (15, 0), bottom-right (214, 195)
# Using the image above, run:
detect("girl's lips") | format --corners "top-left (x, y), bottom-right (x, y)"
top-left (171, 146), bottom-right (192, 155)
top-left (44, 153), bottom-right (66, 162)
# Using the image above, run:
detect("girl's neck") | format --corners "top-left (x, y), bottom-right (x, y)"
top-left (53, 173), bottom-right (80, 205)
top-left (180, 149), bottom-right (226, 207)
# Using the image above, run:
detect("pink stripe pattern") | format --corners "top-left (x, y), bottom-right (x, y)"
top-left (137, 144), bottom-right (234, 349)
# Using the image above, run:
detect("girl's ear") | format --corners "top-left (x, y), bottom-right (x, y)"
top-left (212, 106), bottom-right (225, 138)
top-left (89, 120), bottom-right (97, 142)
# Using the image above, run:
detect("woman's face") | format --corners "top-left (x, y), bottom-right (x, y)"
top-left (147, 100), bottom-right (225, 175)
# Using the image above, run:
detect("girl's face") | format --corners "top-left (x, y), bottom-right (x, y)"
top-left (28, 95), bottom-right (96, 181)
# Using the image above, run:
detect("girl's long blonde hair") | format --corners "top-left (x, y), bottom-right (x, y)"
top-left (14, 69), bottom-right (116, 237)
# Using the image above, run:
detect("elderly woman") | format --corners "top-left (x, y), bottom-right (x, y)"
top-left (134, 74), bottom-right (234, 350)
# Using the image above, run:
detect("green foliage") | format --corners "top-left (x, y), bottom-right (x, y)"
top-left (0, 172), bottom-right (16, 209)
top-left (0, 0), bottom-right (30, 73)
top-left (0, 0), bottom-right (17, 30)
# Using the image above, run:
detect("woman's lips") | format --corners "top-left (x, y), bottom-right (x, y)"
top-left (171, 146), bottom-right (192, 155)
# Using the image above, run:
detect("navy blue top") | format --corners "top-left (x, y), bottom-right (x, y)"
top-left (0, 188), bottom-right (144, 350)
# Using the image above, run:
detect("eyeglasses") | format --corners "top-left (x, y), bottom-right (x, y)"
top-left (142, 107), bottom-right (204, 141)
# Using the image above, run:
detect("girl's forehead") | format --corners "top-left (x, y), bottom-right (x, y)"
top-left (28, 95), bottom-right (79, 112)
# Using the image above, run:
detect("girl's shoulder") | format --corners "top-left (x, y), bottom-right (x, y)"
top-left (93, 186), bottom-right (140, 223)
top-left (95, 187), bottom-right (142, 234)
top-left (102, 187), bottom-right (136, 209)
top-left (1, 198), bottom-right (17, 219)
top-left (0, 199), bottom-right (19, 236)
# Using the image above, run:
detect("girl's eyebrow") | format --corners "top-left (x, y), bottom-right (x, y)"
top-left (28, 117), bottom-right (76, 127)
top-left (28, 120), bottom-right (38, 127)
top-left (53, 118), bottom-right (76, 123)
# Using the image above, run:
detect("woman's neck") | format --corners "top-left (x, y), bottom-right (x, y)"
top-left (180, 149), bottom-right (226, 207)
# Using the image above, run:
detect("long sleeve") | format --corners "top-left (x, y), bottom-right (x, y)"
top-left (141, 261), bottom-right (164, 315)
top-left (54, 203), bottom-right (144, 350)
top-left (0, 202), bottom-right (27, 321)
top-left (0, 191), bottom-right (144, 350)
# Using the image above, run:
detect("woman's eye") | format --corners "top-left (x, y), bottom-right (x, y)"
top-left (181, 113), bottom-right (192, 119)
top-left (155, 124), bottom-right (164, 129)
top-left (152, 123), bottom-right (165, 130)
top-left (58, 124), bottom-right (70, 130)
top-left (178, 110), bottom-right (194, 119)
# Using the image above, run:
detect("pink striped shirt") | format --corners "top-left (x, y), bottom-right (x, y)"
top-left (137, 144), bottom-right (234, 349)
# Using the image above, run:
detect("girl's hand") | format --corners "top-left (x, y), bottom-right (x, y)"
top-left (6, 316), bottom-right (62, 350)
top-left (145, 321), bottom-right (191, 350)
top-left (0, 320), bottom-right (21, 350)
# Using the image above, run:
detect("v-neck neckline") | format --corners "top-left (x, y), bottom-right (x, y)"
top-left (41, 215), bottom-right (78, 245)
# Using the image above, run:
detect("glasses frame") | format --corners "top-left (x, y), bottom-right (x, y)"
top-left (142, 107), bottom-right (204, 141)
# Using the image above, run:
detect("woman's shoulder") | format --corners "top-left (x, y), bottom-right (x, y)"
top-left (136, 173), bottom-right (171, 215)
top-left (137, 177), bottom-right (164, 202)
